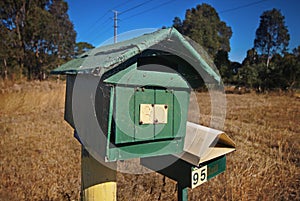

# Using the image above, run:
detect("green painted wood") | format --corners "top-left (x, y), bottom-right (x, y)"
top-left (134, 88), bottom-right (155, 142)
top-left (114, 86), bottom-right (135, 144)
top-left (178, 184), bottom-right (188, 201)
top-left (207, 155), bottom-right (226, 180)
top-left (173, 90), bottom-right (190, 138)
top-left (106, 87), bottom-right (115, 155)
top-left (107, 138), bottom-right (184, 161)
top-left (154, 89), bottom-right (173, 140)
top-left (104, 63), bottom-right (190, 89)
top-left (111, 85), bottom-right (187, 159)
top-left (113, 85), bottom-right (189, 148)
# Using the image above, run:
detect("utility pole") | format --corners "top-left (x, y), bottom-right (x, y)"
top-left (113, 10), bottom-right (118, 43)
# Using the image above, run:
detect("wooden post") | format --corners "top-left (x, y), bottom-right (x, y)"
top-left (81, 147), bottom-right (117, 201)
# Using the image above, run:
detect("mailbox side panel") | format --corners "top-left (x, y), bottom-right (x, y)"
top-left (65, 75), bottom-right (76, 128)
top-left (65, 74), bottom-right (112, 139)
top-left (95, 82), bottom-right (111, 139)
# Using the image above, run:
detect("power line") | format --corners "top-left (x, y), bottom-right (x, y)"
top-left (90, 0), bottom-right (135, 27)
top-left (112, 0), bottom-right (136, 10)
top-left (82, 0), bottom-right (268, 43)
top-left (119, 0), bottom-right (156, 15)
top-left (94, 0), bottom-right (266, 44)
top-left (220, 0), bottom-right (267, 13)
top-left (85, 0), bottom-right (169, 43)
top-left (110, 0), bottom-right (158, 42)
top-left (122, 0), bottom-right (175, 21)
top-left (82, 16), bottom-right (111, 42)
top-left (89, 26), bottom-right (112, 45)
top-left (80, 0), bottom-right (136, 39)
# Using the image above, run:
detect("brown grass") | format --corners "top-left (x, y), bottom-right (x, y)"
top-left (0, 81), bottom-right (299, 200)
top-left (0, 81), bottom-right (81, 201)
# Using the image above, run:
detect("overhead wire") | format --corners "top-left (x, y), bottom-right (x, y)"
top-left (91, 0), bottom-right (159, 44)
top-left (88, 0), bottom-right (135, 29)
top-left (220, 0), bottom-right (267, 13)
top-left (122, 0), bottom-right (175, 21)
top-left (89, 0), bottom-right (266, 45)
top-left (119, 0), bottom-right (156, 15)
top-left (91, 0), bottom-right (175, 44)
top-left (81, 0), bottom-right (137, 41)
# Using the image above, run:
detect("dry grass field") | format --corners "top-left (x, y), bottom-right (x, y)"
top-left (0, 80), bottom-right (299, 201)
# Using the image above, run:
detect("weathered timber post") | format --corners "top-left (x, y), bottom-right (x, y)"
top-left (81, 147), bottom-right (117, 201)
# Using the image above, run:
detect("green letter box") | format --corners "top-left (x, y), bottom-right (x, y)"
top-left (51, 28), bottom-right (222, 162)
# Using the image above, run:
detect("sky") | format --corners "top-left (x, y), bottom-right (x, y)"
top-left (65, 0), bottom-right (300, 63)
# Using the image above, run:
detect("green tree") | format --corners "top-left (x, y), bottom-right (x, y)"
top-left (24, 0), bottom-right (53, 79)
top-left (230, 61), bottom-right (242, 75)
top-left (281, 48), bottom-right (300, 90)
top-left (254, 8), bottom-right (290, 67)
top-left (0, 0), bottom-right (28, 78)
top-left (172, 17), bottom-right (182, 33)
top-left (230, 61), bottom-right (242, 84)
top-left (214, 49), bottom-right (232, 83)
top-left (267, 54), bottom-right (286, 89)
top-left (242, 48), bottom-right (259, 66)
top-left (237, 65), bottom-right (259, 88)
top-left (291, 46), bottom-right (300, 88)
top-left (172, 3), bottom-right (232, 58)
top-left (49, 0), bottom-right (76, 60)
top-left (0, 24), bottom-right (14, 79)
top-left (75, 42), bottom-right (94, 57)
top-left (0, 0), bottom-right (76, 80)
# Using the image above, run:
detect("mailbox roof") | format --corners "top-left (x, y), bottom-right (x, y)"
top-left (51, 28), bottom-right (220, 83)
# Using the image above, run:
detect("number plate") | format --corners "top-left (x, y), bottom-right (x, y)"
top-left (191, 166), bottom-right (207, 189)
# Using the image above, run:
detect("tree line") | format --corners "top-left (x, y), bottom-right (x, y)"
top-left (0, 0), bottom-right (94, 80)
top-left (172, 4), bottom-right (300, 91)
top-left (1, 2), bottom-right (299, 91)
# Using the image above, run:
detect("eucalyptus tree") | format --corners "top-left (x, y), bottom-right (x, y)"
top-left (254, 8), bottom-right (290, 67)
top-left (172, 3), bottom-right (232, 58)
top-left (0, 0), bottom-right (76, 79)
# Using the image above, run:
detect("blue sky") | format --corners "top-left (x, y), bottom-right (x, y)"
top-left (66, 0), bottom-right (300, 63)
